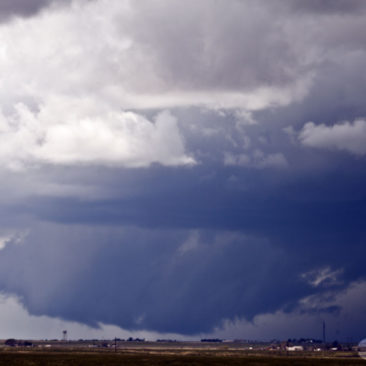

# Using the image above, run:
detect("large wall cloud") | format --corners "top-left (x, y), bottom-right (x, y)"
top-left (0, 0), bottom-right (365, 341)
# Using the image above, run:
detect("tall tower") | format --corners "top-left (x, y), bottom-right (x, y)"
top-left (62, 330), bottom-right (68, 342)
top-left (322, 321), bottom-right (326, 345)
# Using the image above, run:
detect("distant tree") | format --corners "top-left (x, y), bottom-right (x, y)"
top-left (5, 339), bottom-right (16, 347)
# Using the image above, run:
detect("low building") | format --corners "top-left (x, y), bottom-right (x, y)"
top-left (286, 345), bottom-right (304, 351)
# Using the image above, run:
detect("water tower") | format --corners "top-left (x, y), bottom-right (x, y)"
top-left (62, 330), bottom-right (68, 342)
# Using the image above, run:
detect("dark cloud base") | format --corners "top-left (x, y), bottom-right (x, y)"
top-left (0, 0), bottom-right (71, 21)
top-left (0, 163), bottom-right (365, 335)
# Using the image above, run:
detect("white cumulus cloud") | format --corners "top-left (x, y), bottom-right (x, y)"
top-left (299, 119), bottom-right (366, 155)
top-left (0, 0), bottom-right (198, 169)
top-left (0, 103), bottom-right (194, 169)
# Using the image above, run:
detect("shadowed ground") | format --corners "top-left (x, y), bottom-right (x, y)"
top-left (0, 352), bottom-right (364, 366)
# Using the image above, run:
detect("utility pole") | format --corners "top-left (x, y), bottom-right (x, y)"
top-left (114, 337), bottom-right (117, 353)
top-left (323, 321), bottom-right (326, 346)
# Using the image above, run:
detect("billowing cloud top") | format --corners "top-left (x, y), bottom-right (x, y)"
top-left (0, 0), bottom-right (365, 341)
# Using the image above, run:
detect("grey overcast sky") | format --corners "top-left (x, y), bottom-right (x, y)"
top-left (0, 0), bottom-right (365, 342)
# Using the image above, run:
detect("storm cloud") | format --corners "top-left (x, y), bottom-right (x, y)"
top-left (0, 0), bottom-right (365, 341)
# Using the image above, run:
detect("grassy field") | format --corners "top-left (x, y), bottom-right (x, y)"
top-left (0, 352), bottom-right (364, 366)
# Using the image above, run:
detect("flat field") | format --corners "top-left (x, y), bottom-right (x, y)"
top-left (0, 352), bottom-right (364, 366)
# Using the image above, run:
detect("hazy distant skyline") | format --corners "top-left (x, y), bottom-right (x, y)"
top-left (0, 0), bottom-right (365, 342)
